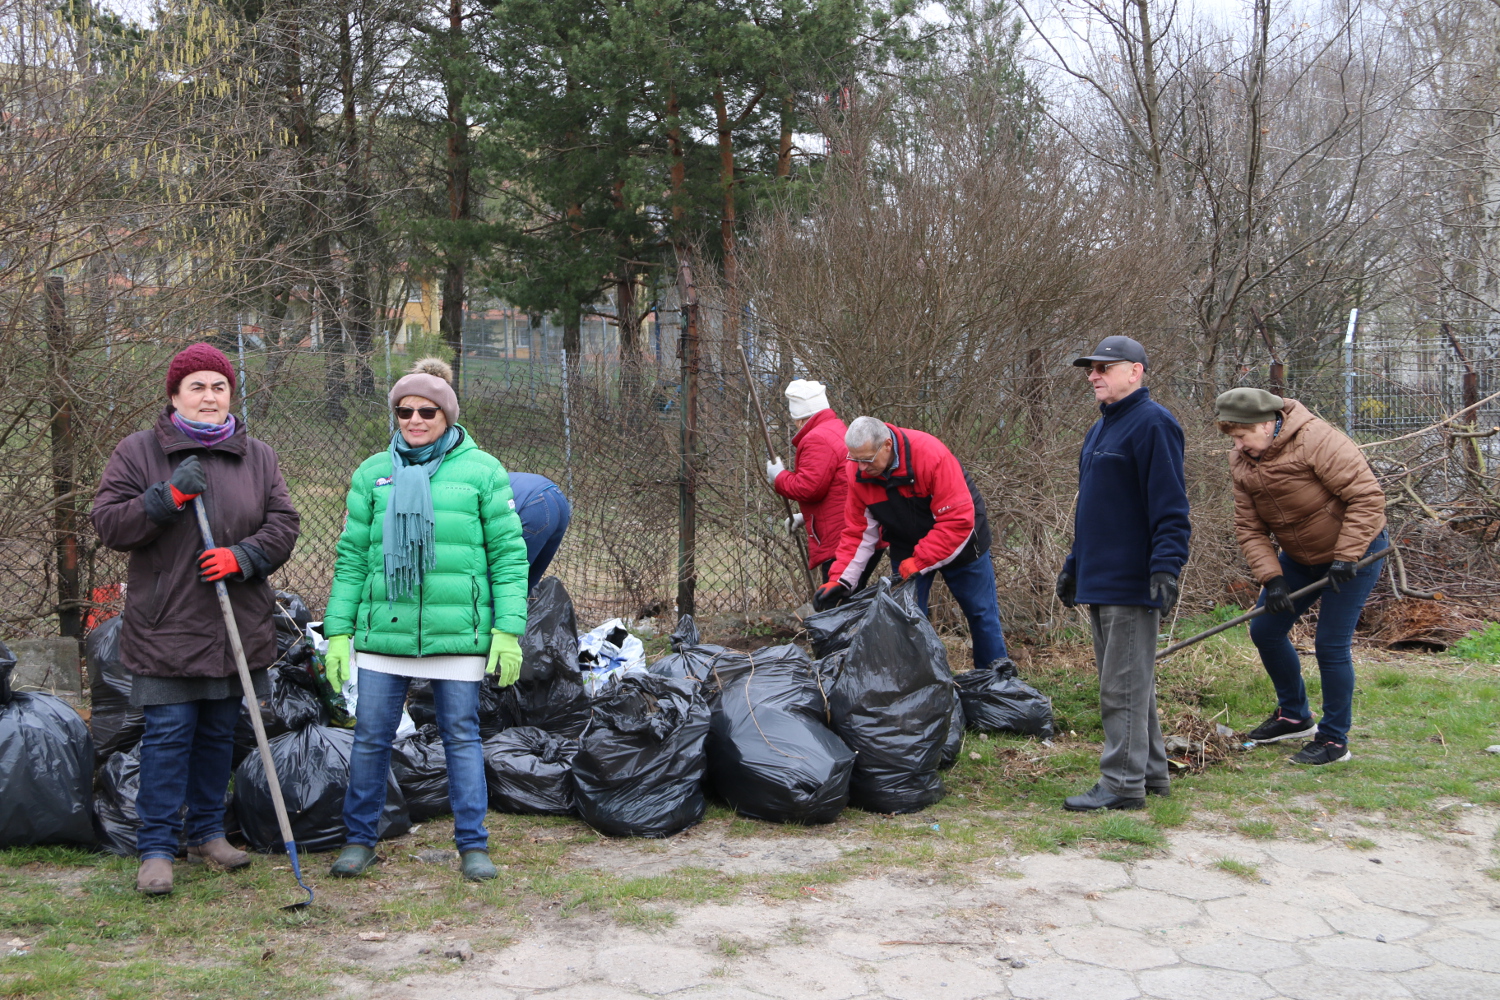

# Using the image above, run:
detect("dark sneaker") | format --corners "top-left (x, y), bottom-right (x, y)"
top-left (1289, 737), bottom-right (1351, 766)
top-left (1247, 712), bottom-right (1317, 744)
top-left (1063, 783), bottom-right (1145, 811)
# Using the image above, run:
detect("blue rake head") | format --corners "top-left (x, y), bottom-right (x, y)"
top-left (281, 842), bottom-right (315, 911)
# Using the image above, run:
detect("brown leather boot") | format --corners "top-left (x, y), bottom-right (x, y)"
top-left (186, 838), bottom-right (251, 870)
top-left (136, 858), bottom-right (174, 895)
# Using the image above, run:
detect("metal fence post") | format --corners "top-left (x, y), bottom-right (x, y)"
top-left (45, 275), bottom-right (81, 640)
top-left (560, 346), bottom-right (574, 498)
top-left (676, 257), bottom-right (699, 617)
top-left (1344, 307), bottom-right (1359, 435)
top-left (236, 328), bottom-right (249, 426)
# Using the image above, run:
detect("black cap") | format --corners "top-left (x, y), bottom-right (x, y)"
top-left (1073, 335), bottom-right (1148, 370)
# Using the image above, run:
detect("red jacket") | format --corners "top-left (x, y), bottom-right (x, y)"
top-left (773, 408), bottom-right (852, 566)
top-left (828, 424), bottom-right (991, 588)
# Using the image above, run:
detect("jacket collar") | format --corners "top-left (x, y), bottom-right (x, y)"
top-left (1099, 385), bottom-right (1151, 419)
top-left (1251, 397), bottom-right (1310, 461)
top-left (153, 407), bottom-right (248, 457)
top-left (791, 407), bottom-right (839, 446)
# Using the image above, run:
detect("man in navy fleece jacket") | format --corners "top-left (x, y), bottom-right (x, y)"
top-left (1055, 336), bottom-right (1191, 811)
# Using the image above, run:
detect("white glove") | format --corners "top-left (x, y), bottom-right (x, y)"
top-left (783, 512), bottom-right (804, 533)
top-left (765, 457), bottom-right (786, 487)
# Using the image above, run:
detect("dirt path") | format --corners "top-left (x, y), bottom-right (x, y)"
top-left (333, 808), bottom-right (1500, 1000)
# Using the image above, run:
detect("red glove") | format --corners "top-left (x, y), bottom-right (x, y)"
top-left (899, 557), bottom-right (923, 580)
top-left (169, 484), bottom-right (199, 508)
top-left (198, 547), bottom-right (240, 582)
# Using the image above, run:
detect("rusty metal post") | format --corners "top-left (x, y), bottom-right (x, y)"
top-left (676, 257), bottom-right (699, 617)
top-left (45, 275), bottom-right (81, 639)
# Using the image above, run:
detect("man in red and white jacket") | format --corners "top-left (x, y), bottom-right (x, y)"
top-left (766, 380), bottom-right (884, 584)
top-left (819, 416), bottom-right (1009, 668)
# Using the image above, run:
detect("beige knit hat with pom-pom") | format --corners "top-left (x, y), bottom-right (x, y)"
top-left (388, 357), bottom-right (459, 425)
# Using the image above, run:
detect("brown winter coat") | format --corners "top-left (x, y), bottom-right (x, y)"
top-left (91, 409), bottom-right (300, 678)
top-left (1230, 397), bottom-right (1386, 583)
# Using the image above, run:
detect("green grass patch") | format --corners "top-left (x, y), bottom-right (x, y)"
top-left (1235, 820), bottom-right (1279, 840)
top-left (1214, 857), bottom-right (1261, 881)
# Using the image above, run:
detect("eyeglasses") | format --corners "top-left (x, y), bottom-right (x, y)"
top-left (1086, 361), bottom-right (1131, 375)
top-left (846, 453), bottom-right (882, 465)
top-left (394, 406), bottom-right (441, 420)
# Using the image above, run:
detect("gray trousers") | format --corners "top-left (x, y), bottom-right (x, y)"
top-left (1089, 604), bottom-right (1169, 797)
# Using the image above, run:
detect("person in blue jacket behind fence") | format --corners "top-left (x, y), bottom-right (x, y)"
top-left (509, 472), bottom-right (572, 591)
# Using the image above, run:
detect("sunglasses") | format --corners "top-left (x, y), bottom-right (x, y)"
top-left (1086, 360), bottom-right (1131, 375)
top-left (394, 406), bottom-right (441, 420)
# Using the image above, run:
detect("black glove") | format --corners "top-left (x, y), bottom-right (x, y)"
top-left (1149, 572), bottom-right (1178, 616)
top-left (170, 455), bottom-right (207, 497)
top-left (1055, 571), bottom-right (1077, 608)
top-left (813, 581), bottom-right (848, 612)
top-left (1263, 575), bottom-right (1294, 615)
top-left (1326, 560), bottom-right (1356, 593)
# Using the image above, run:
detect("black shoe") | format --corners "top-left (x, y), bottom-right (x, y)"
top-left (1289, 737), bottom-right (1351, 766)
top-left (1247, 711), bottom-right (1318, 744)
top-left (1146, 783), bottom-right (1170, 798)
top-left (1063, 783), bottom-right (1145, 811)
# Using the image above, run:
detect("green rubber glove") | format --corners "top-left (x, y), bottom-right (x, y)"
top-left (488, 630), bottom-right (522, 688)
top-left (324, 634), bottom-right (352, 691)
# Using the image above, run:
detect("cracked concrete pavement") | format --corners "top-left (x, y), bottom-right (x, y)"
top-left (343, 808), bottom-right (1500, 1000)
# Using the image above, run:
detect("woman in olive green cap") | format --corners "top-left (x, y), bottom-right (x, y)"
top-left (321, 358), bottom-right (528, 880)
top-left (1214, 386), bottom-right (1387, 766)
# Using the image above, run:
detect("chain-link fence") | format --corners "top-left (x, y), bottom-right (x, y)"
top-left (2, 286), bottom-right (1494, 645)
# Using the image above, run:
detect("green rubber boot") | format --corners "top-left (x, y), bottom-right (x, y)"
top-left (329, 844), bottom-right (378, 878)
top-left (460, 850), bottom-right (497, 882)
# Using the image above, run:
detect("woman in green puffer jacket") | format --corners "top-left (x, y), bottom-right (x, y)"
top-left (321, 358), bottom-right (528, 882)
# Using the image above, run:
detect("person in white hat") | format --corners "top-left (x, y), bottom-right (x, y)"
top-left (766, 380), bottom-right (882, 587)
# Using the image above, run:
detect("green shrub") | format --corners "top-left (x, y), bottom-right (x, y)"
top-left (1452, 623), bottom-right (1500, 663)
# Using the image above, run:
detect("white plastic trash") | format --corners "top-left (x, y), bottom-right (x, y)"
top-left (578, 619), bottom-right (647, 697)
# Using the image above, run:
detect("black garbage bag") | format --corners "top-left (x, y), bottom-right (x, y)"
top-left (708, 644), bottom-right (853, 824)
top-left (233, 724), bottom-right (410, 853)
top-left (955, 658), bottom-right (1055, 738)
top-left (0, 649), bottom-right (96, 848)
top-left (86, 616), bottom-right (144, 763)
top-left (823, 580), bottom-right (953, 814)
top-left (940, 689), bottom-right (965, 770)
top-left (500, 577), bottom-right (589, 737)
top-left (390, 724), bottom-right (450, 822)
top-left (483, 726), bottom-right (578, 815)
top-left (91, 747), bottom-right (236, 856)
top-left (272, 591), bottom-right (312, 663)
top-left (803, 581), bottom-right (883, 658)
top-left (405, 678), bottom-right (437, 728)
top-left (668, 614), bottom-right (700, 650)
top-left (572, 673), bottom-right (710, 837)
top-left (233, 665), bottom-right (327, 765)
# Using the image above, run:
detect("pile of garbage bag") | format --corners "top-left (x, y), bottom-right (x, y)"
top-left (956, 658), bottom-right (1055, 738)
top-left (707, 644), bottom-right (853, 825)
top-left (483, 726), bottom-right (577, 815)
top-left (572, 673), bottom-right (710, 837)
top-left (0, 644), bottom-right (96, 848)
top-left (232, 664), bottom-right (327, 765)
top-left (820, 579), bottom-right (954, 814)
top-left (234, 724), bottom-right (410, 853)
top-left (500, 578), bottom-right (590, 738)
top-left (390, 724), bottom-right (452, 822)
top-left (86, 616), bottom-right (143, 763)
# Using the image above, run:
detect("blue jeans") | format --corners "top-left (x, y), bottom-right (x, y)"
top-left (343, 670), bottom-right (488, 853)
top-left (910, 551), bottom-right (1009, 669)
top-left (517, 485), bottom-right (572, 591)
top-left (1248, 531), bottom-right (1387, 745)
top-left (136, 696), bottom-right (240, 860)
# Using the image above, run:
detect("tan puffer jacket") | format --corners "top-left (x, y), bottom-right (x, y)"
top-left (1230, 398), bottom-right (1386, 583)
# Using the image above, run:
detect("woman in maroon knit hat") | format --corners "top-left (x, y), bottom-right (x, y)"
top-left (92, 343), bottom-right (300, 895)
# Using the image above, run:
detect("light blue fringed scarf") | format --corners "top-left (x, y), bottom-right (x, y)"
top-left (383, 425), bottom-right (461, 600)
